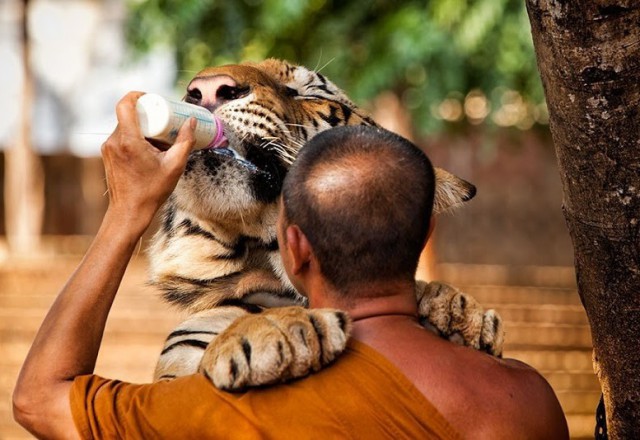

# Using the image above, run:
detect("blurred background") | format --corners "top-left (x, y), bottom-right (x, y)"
top-left (0, 0), bottom-right (596, 438)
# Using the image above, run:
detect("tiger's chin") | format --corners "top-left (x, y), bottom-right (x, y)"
top-left (173, 181), bottom-right (259, 222)
top-left (177, 137), bottom-right (287, 222)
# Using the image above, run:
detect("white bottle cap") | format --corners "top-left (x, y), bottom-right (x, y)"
top-left (137, 94), bottom-right (172, 139)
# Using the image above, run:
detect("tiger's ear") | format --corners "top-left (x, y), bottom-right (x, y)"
top-left (432, 167), bottom-right (476, 214)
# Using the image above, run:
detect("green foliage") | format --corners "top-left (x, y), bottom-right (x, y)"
top-left (126, 0), bottom-right (544, 133)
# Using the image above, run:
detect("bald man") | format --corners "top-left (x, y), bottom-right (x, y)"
top-left (13, 93), bottom-right (568, 439)
top-left (277, 126), bottom-right (568, 438)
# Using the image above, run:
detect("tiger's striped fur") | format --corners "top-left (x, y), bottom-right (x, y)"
top-left (150, 59), bottom-right (502, 386)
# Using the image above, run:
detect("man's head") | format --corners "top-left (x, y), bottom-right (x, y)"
top-left (278, 125), bottom-right (436, 297)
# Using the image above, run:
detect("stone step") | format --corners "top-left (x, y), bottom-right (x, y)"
top-left (489, 304), bottom-right (588, 326)
top-left (566, 414), bottom-right (598, 439)
top-left (0, 307), bottom-right (181, 338)
top-left (505, 350), bottom-right (594, 373)
top-left (460, 285), bottom-right (581, 306)
top-left (0, 291), bottom-right (168, 311)
top-left (543, 372), bottom-right (601, 392)
top-left (436, 263), bottom-right (577, 288)
top-left (0, 289), bottom-right (159, 309)
top-left (0, 419), bottom-right (32, 440)
top-left (1, 342), bottom-right (162, 386)
top-left (0, 257), bottom-right (148, 293)
top-left (557, 391), bottom-right (602, 415)
top-left (502, 323), bottom-right (592, 349)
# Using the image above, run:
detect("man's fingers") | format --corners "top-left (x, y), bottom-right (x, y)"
top-left (164, 118), bottom-right (197, 170)
top-left (114, 91), bottom-right (145, 136)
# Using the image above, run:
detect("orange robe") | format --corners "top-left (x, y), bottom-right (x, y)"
top-left (70, 339), bottom-right (461, 439)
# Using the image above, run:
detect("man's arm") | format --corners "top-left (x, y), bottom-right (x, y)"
top-left (12, 92), bottom-right (195, 438)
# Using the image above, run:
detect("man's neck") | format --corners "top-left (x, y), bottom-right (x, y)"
top-left (308, 279), bottom-right (419, 321)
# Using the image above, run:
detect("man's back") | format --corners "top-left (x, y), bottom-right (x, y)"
top-left (353, 315), bottom-right (569, 439)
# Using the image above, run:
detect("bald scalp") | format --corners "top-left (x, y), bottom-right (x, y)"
top-left (282, 126), bottom-right (435, 294)
top-left (306, 152), bottom-right (393, 204)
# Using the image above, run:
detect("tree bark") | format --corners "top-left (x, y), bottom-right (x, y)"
top-left (5, 0), bottom-right (45, 254)
top-left (526, 1), bottom-right (640, 437)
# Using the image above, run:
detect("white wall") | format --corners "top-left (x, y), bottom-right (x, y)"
top-left (0, 0), bottom-right (177, 156)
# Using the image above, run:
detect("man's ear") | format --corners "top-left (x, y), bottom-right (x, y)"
top-left (285, 225), bottom-right (313, 276)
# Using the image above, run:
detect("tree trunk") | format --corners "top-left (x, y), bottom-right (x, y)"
top-left (5, 0), bottom-right (45, 255)
top-left (526, 1), bottom-right (640, 437)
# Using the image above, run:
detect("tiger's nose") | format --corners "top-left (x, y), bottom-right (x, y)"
top-left (186, 75), bottom-right (239, 111)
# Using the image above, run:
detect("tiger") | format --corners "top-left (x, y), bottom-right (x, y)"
top-left (148, 59), bottom-right (504, 390)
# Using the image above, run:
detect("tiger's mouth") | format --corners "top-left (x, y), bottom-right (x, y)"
top-left (200, 131), bottom-right (288, 177)
top-left (209, 146), bottom-right (261, 173)
top-left (185, 127), bottom-right (289, 203)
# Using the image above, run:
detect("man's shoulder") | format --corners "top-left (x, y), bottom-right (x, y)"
top-left (480, 357), bottom-right (569, 439)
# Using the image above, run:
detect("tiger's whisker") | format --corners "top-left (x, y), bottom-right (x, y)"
top-left (313, 49), bottom-right (324, 72)
top-left (284, 123), bottom-right (313, 129)
top-left (316, 57), bottom-right (336, 74)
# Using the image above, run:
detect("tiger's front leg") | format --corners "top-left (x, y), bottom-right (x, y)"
top-left (416, 280), bottom-right (505, 357)
top-left (154, 307), bottom-right (250, 380)
top-left (198, 307), bottom-right (351, 391)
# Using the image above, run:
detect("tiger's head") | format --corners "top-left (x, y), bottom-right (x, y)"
top-left (149, 59), bottom-right (475, 312)
top-left (171, 58), bottom-right (475, 224)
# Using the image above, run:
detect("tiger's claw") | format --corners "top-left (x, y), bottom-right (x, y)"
top-left (199, 306), bottom-right (352, 390)
top-left (416, 280), bottom-right (504, 357)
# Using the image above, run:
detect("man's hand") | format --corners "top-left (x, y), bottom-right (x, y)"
top-left (101, 91), bottom-right (196, 235)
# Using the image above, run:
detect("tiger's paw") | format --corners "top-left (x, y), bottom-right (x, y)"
top-left (416, 280), bottom-right (504, 357)
top-left (199, 306), bottom-right (352, 391)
